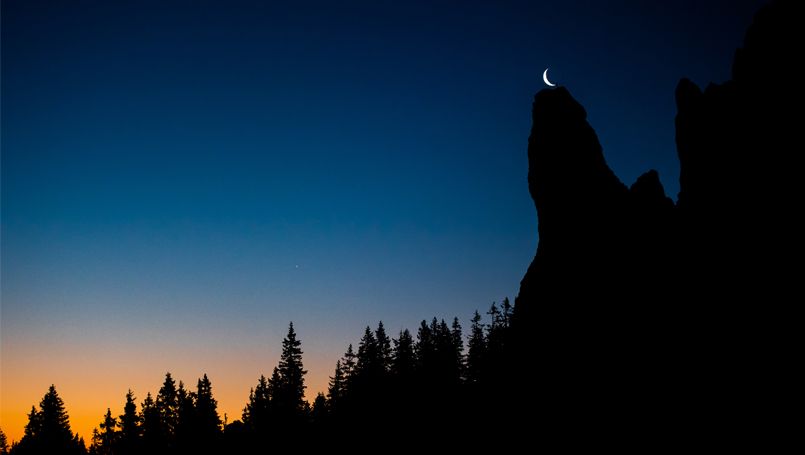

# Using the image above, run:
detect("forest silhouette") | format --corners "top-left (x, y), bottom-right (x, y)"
top-left (4, 302), bottom-right (516, 454)
top-left (2, 0), bottom-right (796, 452)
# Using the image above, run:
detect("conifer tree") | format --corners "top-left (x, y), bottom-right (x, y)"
top-left (278, 322), bottom-right (306, 403)
top-left (392, 328), bottom-right (416, 379)
top-left (466, 310), bottom-right (487, 386)
top-left (23, 405), bottom-right (40, 440)
top-left (195, 374), bottom-right (222, 437)
top-left (500, 297), bottom-right (513, 329)
top-left (118, 390), bottom-right (140, 454)
top-left (90, 408), bottom-right (118, 455)
top-left (451, 317), bottom-right (465, 380)
top-left (175, 380), bottom-right (196, 447)
top-left (415, 319), bottom-right (435, 373)
top-left (139, 392), bottom-right (160, 451)
top-left (156, 372), bottom-right (179, 445)
top-left (39, 385), bottom-right (74, 445)
top-left (327, 360), bottom-right (345, 407)
top-left (274, 322), bottom-right (307, 424)
top-left (0, 425), bottom-right (7, 455)
top-left (15, 385), bottom-right (84, 454)
top-left (340, 343), bottom-right (357, 391)
top-left (375, 321), bottom-right (392, 374)
top-left (356, 326), bottom-right (378, 378)
top-left (242, 375), bottom-right (271, 433)
top-left (310, 392), bottom-right (328, 426)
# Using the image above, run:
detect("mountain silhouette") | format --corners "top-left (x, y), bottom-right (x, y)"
top-left (514, 0), bottom-right (797, 447)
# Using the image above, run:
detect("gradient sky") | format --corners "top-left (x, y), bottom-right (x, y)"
top-left (1, 0), bottom-right (770, 444)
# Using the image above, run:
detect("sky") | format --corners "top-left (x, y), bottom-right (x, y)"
top-left (1, 0), bottom-right (770, 444)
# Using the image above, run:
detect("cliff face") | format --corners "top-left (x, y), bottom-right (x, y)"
top-left (516, 0), bottom-right (797, 444)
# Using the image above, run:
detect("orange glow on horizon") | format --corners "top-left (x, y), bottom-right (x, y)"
top-left (0, 340), bottom-right (335, 445)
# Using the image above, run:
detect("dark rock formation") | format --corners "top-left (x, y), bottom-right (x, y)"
top-left (514, 0), bottom-right (798, 446)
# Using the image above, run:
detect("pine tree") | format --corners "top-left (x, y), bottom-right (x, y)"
top-left (392, 328), bottom-right (416, 379)
top-left (500, 297), bottom-right (513, 329)
top-left (0, 425), bottom-right (9, 455)
top-left (242, 375), bottom-right (271, 433)
top-left (341, 344), bottom-right (357, 387)
top-left (156, 372), bottom-right (179, 446)
top-left (274, 322), bottom-right (307, 423)
top-left (310, 392), bottom-right (328, 426)
top-left (118, 390), bottom-right (140, 455)
top-left (15, 385), bottom-right (83, 454)
top-left (90, 408), bottom-right (118, 455)
top-left (39, 385), bottom-right (74, 445)
top-left (466, 310), bottom-right (487, 386)
top-left (139, 392), bottom-right (160, 451)
top-left (23, 405), bottom-right (41, 440)
top-left (415, 319), bottom-right (436, 373)
top-left (356, 325), bottom-right (378, 378)
top-left (375, 321), bottom-right (392, 374)
top-left (278, 322), bottom-right (306, 402)
top-left (327, 360), bottom-right (345, 407)
top-left (195, 374), bottom-right (222, 437)
top-left (174, 380), bottom-right (196, 448)
top-left (451, 317), bottom-right (465, 381)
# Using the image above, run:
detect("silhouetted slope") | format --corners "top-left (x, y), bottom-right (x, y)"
top-left (515, 0), bottom-right (797, 447)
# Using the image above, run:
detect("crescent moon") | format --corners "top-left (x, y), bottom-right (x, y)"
top-left (543, 68), bottom-right (556, 87)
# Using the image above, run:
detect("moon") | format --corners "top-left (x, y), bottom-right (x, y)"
top-left (543, 68), bottom-right (556, 87)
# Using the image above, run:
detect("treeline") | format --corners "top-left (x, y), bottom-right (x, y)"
top-left (6, 299), bottom-right (519, 453)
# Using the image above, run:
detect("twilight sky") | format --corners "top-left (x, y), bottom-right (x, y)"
top-left (1, 0), bottom-right (769, 444)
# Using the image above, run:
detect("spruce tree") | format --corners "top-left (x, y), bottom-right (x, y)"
top-left (500, 297), bottom-right (513, 329)
top-left (156, 372), bottom-right (179, 447)
top-left (139, 392), bottom-right (160, 451)
top-left (310, 392), bottom-right (328, 426)
top-left (327, 360), bottom-right (345, 407)
top-left (451, 317), bottom-right (465, 381)
top-left (0, 425), bottom-right (7, 455)
top-left (375, 321), bottom-right (392, 374)
top-left (278, 322), bottom-right (306, 401)
top-left (466, 310), bottom-right (487, 386)
top-left (195, 374), bottom-right (222, 437)
top-left (242, 375), bottom-right (270, 434)
top-left (392, 328), bottom-right (416, 379)
top-left (90, 408), bottom-right (118, 455)
top-left (356, 326), bottom-right (378, 378)
top-left (174, 380), bottom-right (196, 448)
top-left (118, 390), bottom-right (140, 454)
top-left (39, 385), bottom-right (74, 446)
top-left (415, 319), bottom-right (435, 373)
top-left (341, 344), bottom-right (357, 388)
top-left (15, 385), bottom-right (84, 454)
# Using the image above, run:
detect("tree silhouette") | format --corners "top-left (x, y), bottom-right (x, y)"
top-left (375, 321), bottom-right (392, 374)
top-left (242, 374), bottom-right (271, 439)
top-left (392, 328), bottom-right (416, 379)
top-left (310, 392), bottom-right (328, 426)
top-left (174, 380), bottom-right (196, 450)
top-left (450, 317), bottom-right (465, 382)
top-left (356, 326), bottom-right (378, 379)
top-left (139, 392), bottom-right (160, 451)
top-left (156, 372), bottom-right (179, 447)
top-left (13, 385), bottom-right (86, 454)
top-left (90, 408), bottom-right (118, 455)
top-left (274, 322), bottom-right (308, 424)
top-left (340, 344), bottom-right (357, 391)
top-left (466, 310), bottom-right (486, 386)
top-left (0, 425), bottom-right (8, 455)
top-left (194, 374), bottom-right (222, 447)
top-left (326, 359), bottom-right (345, 409)
top-left (117, 390), bottom-right (140, 455)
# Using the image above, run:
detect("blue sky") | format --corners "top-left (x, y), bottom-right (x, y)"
top-left (1, 0), bottom-right (770, 442)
